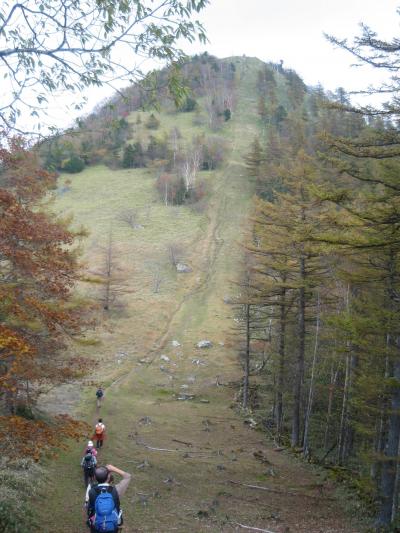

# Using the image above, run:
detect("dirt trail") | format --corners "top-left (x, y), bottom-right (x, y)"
top-left (41, 59), bottom-right (360, 532)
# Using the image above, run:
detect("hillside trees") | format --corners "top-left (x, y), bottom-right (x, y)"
top-left (0, 137), bottom-right (90, 457)
top-left (250, 150), bottom-right (330, 447)
top-left (0, 0), bottom-right (209, 132)
top-left (153, 133), bottom-right (225, 205)
top-left (122, 141), bottom-right (145, 168)
top-left (323, 16), bottom-right (400, 528)
top-left (239, 25), bottom-right (400, 528)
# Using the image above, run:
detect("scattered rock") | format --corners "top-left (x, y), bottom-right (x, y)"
top-left (192, 358), bottom-right (206, 366)
top-left (196, 340), bottom-right (213, 349)
top-left (176, 393), bottom-right (195, 401)
top-left (137, 459), bottom-right (151, 469)
top-left (176, 262), bottom-right (192, 273)
top-left (163, 476), bottom-right (180, 485)
top-left (160, 354), bottom-right (170, 362)
top-left (187, 376), bottom-right (196, 383)
top-left (199, 399), bottom-right (210, 403)
top-left (180, 384), bottom-right (189, 389)
top-left (202, 419), bottom-right (211, 432)
top-left (137, 493), bottom-right (150, 506)
top-left (138, 416), bottom-right (152, 425)
top-left (253, 450), bottom-right (271, 465)
top-left (218, 341), bottom-right (225, 346)
top-left (172, 340), bottom-right (181, 347)
top-left (223, 295), bottom-right (232, 304)
top-left (244, 417), bottom-right (258, 429)
top-left (217, 464), bottom-right (226, 471)
top-left (139, 357), bottom-right (151, 364)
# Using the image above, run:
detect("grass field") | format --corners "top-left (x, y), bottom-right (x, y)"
top-left (39, 57), bottom-right (359, 533)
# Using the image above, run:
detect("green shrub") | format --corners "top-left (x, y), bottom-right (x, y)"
top-left (61, 155), bottom-right (85, 173)
top-left (145, 113), bottom-right (160, 130)
top-left (179, 96), bottom-right (197, 112)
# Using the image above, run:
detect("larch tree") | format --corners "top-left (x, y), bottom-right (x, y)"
top-left (324, 13), bottom-right (400, 526)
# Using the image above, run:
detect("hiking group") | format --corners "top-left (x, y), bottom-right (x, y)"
top-left (80, 387), bottom-right (131, 532)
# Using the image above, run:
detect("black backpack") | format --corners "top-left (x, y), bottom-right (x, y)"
top-left (96, 389), bottom-right (104, 398)
top-left (83, 453), bottom-right (96, 473)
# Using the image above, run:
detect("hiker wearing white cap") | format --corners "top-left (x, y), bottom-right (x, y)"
top-left (81, 445), bottom-right (97, 487)
top-left (86, 440), bottom-right (98, 457)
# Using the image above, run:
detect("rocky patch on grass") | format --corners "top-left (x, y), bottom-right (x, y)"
top-left (196, 339), bottom-right (212, 348)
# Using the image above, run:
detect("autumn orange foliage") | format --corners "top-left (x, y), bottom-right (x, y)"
top-left (0, 136), bottom-right (90, 456)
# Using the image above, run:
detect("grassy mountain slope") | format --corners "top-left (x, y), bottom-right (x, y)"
top-left (39, 57), bottom-right (359, 532)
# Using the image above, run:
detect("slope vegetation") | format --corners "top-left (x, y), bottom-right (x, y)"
top-left (40, 57), bottom-right (358, 532)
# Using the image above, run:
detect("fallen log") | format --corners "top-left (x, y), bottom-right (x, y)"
top-left (234, 522), bottom-right (277, 533)
top-left (172, 438), bottom-right (193, 447)
top-left (227, 480), bottom-right (332, 500)
top-left (134, 437), bottom-right (218, 456)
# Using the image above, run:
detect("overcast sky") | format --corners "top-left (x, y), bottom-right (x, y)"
top-left (189, 0), bottom-right (400, 91)
top-left (34, 1), bottom-right (400, 130)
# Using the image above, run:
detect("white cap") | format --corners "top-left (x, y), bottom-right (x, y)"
top-left (88, 440), bottom-right (94, 447)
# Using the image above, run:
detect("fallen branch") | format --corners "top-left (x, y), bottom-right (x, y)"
top-left (172, 438), bottom-right (193, 447)
top-left (235, 523), bottom-right (277, 533)
top-left (227, 480), bottom-right (331, 500)
top-left (321, 441), bottom-right (337, 462)
top-left (134, 437), bottom-right (216, 456)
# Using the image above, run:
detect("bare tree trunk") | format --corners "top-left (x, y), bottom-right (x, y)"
top-left (371, 340), bottom-right (390, 482)
top-left (337, 284), bottom-right (352, 465)
top-left (392, 432), bottom-right (400, 523)
top-left (377, 249), bottom-right (400, 527)
top-left (337, 351), bottom-right (352, 465)
top-left (377, 353), bottom-right (400, 527)
top-left (324, 363), bottom-right (338, 451)
top-left (243, 303), bottom-right (250, 409)
top-left (303, 293), bottom-right (320, 459)
top-left (164, 181), bottom-right (169, 206)
top-left (292, 255), bottom-right (306, 447)
top-left (276, 285), bottom-right (287, 443)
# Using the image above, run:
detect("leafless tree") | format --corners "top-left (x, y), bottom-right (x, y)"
top-left (116, 208), bottom-right (142, 230)
top-left (179, 144), bottom-right (202, 192)
top-left (145, 260), bottom-right (165, 293)
top-left (169, 127), bottom-right (181, 170)
top-left (90, 231), bottom-right (131, 311)
top-left (166, 242), bottom-right (185, 267)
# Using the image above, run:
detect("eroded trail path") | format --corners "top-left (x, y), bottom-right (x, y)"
top-left (43, 59), bottom-right (358, 532)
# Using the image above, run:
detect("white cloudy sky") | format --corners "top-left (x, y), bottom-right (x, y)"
top-left (22, 0), bottom-right (400, 130)
top-left (189, 0), bottom-right (399, 92)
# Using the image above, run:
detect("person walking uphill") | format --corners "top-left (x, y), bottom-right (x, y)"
top-left (86, 464), bottom-right (131, 532)
top-left (96, 386), bottom-right (104, 409)
top-left (94, 418), bottom-right (106, 449)
top-left (81, 447), bottom-right (97, 487)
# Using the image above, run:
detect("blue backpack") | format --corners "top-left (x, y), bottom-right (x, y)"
top-left (94, 486), bottom-right (119, 532)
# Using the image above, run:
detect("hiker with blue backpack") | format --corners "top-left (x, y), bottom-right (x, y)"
top-left (86, 464), bottom-right (131, 532)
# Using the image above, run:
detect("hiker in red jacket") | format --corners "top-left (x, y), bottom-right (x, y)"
top-left (93, 418), bottom-right (106, 449)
